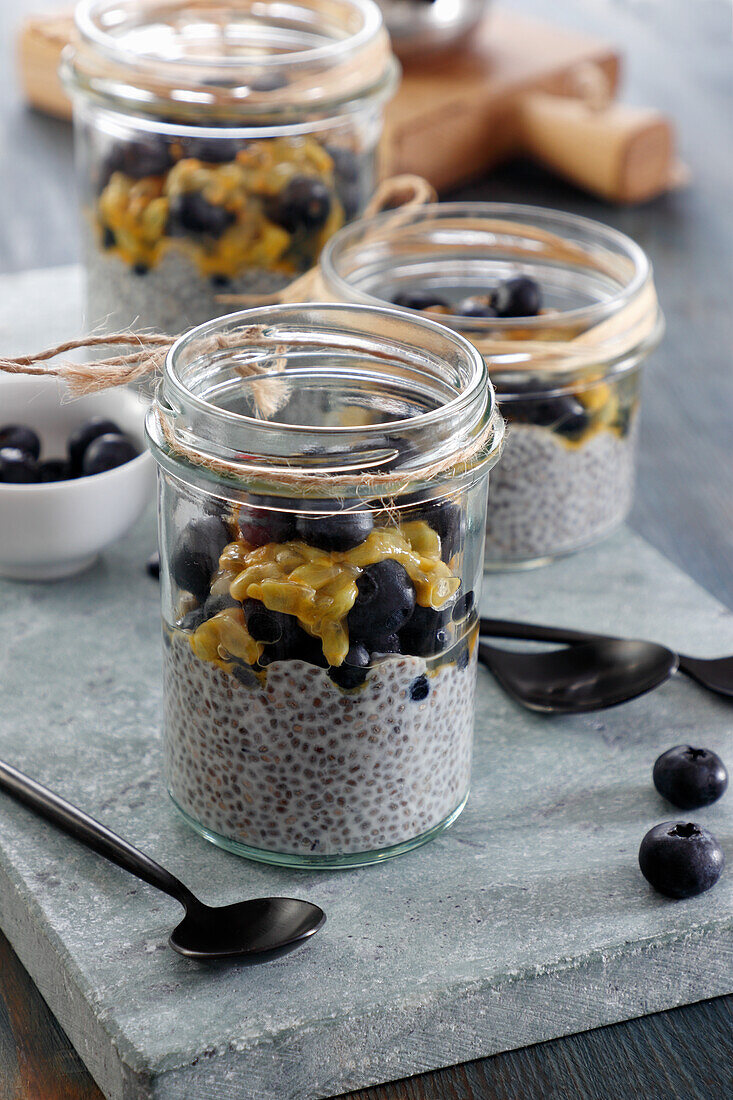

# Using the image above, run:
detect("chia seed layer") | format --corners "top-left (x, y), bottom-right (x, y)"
top-left (164, 632), bottom-right (476, 857)
top-left (485, 416), bottom-right (639, 564)
top-left (85, 239), bottom-right (290, 335)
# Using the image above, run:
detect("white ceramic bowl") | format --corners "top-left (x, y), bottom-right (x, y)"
top-left (0, 376), bottom-right (155, 580)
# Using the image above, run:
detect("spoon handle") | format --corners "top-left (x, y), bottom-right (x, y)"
top-left (480, 617), bottom-right (608, 645)
top-left (0, 758), bottom-right (196, 910)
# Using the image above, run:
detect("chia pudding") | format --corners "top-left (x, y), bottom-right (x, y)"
top-left (164, 634), bottom-right (476, 858)
top-left (485, 413), bottom-right (639, 564)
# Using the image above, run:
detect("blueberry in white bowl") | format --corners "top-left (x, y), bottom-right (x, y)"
top-left (653, 745), bottom-right (728, 810)
top-left (0, 377), bottom-right (153, 580)
top-left (638, 821), bottom-right (724, 899)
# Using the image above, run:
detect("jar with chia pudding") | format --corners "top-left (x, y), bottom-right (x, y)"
top-left (62, 0), bottom-right (398, 335)
top-left (320, 203), bottom-right (663, 567)
top-left (145, 303), bottom-right (503, 867)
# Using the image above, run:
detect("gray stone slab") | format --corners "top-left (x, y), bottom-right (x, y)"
top-left (1, 266), bottom-right (733, 1099)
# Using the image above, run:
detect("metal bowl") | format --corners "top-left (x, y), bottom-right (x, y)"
top-left (377, 0), bottom-right (489, 60)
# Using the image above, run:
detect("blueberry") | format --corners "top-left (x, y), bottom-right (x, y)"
top-left (0, 447), bottom-right (39, 483)
top-left (203, 591), bottom-right (238, 618)
top-left (146, 551), bottom-right (160, 579)
top-left (133, 262), bottom-right (149, 276)
top-left (392, 289), bottom-right (448, 311)
top-left (168, 192), bottom-right (234, 238)
top-left (243, 598), bottom-right (295, 644)
top-left (506, 394), bottom-right (588, 440)
top-left (454, 297), bottom-right (497, 319)
top-left (258, 621), bottom-right (326, 668)
top-left (456, 641), bottom-right (470, 671)
top-left (211, 273), bottom-right (231, 288)
top-left (231, 661), bottom-right (260, 688)
top-left (295, 499), bottom-right (373, 552)
top-left (268, 176), bottom-right (332, 233)
top-left (239, 495), bottom-right (297, 547)
top-left (81, 433), bottom-right (138, 476)
top-left (371, 634), bottom-right (402, 657)
top-left (399, 603), bottom-right (451, 657)
top-left (182, 137), bottom-right (242, 163)
top-left (329, 642), bottom-right (370, 689)
top-left (452, 590), bottom-right (475, 622)
top-left (100, 138), bottom-right (172, 188)
top-left (653, 746), bottom-right (728, 810)
top-left (250, 71), bottom-right (288, 92)
top-left (492, 275), bottom-right (542, 318)
top-left (409, 674), bottom-right (430, 702)
top-left (180, 607), bottom-right (206, 632)
top-left (171, 515), bottom-right (229, 602)
top-left (68, 417), bottom-right (122, 473)
top-left (102, 226), bottom-right (116, 249)
top-left (39, 458), bottom-right (73, 482)
top-left (0, 424), bottom-right (41, 460)
top-left (638, 821), bottom-right (724, 899)
top-left (420, 498), bottom-right (465, 563)
top-left (347, 560), bottom-right (416, 645)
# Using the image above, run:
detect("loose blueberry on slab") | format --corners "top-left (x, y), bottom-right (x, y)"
top-left (146, 551), bottom-right (160, 580)
top-left (81, 433), bottom-right (138, 476)
top-left (454, 297), bottom-right (497, 319)
top-left (392, 289), bottom-right (449, 311)
top-left (0, 424), bottom-right (41, 460)
top-left (269, 177), bottom-right (332, 232)
top-left (409, 674), bottom-right (430, 702)
top-left (400, 604), bottom-right (451, 657)
top-left (492, 275), bottom-right (542, 318)
top-left (68, 417), bottom-right (122, 474)
top-left (347, 560), bottom-right (416, 645)
top-left (295, 500), bottom-right (373, 552)
top-left (638, 821), bottom-right (724, 899)
top-left (171, 515), bottom-right (229, 602)
top-left (329, 642), bottom-right (370, 689)
top-left (168, 192), bottom-right (234, 238)
top-left (0, 447), bottom-right (39, 483)
top-left (239, 496), bottom-right (297, 547)
top-left (39, 458), bottom-right (73, 482)
top-left (653, 745), bottom-right (728, 810)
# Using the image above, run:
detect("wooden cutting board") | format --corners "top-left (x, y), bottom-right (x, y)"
top-left (18, 7), bottom-right (682, 202)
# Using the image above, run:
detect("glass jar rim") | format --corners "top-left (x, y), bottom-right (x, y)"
top-left (321, 201), bottom-right (653, 332)
top-left (66, 0), bottom-right (397, 118)
top-left (147, 303), bottom-right (501, 495)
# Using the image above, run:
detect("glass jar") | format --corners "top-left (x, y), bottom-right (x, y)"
top-left (62, 0), bottom-right (398, 336)
top-left (320, 202), bottom-right (664, 568)
top-left (145, 303), bottom-right (503, 868)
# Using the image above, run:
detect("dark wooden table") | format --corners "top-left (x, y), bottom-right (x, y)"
top-left (1, 0), bottom-right (732, 1097)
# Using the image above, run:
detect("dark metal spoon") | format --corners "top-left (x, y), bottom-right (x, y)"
top-left (478, 638), bottom-right (678, 713)
top-left (480, 617), bottom-right (733, 699)
top-left (0, 759), bottom-right (325, 962)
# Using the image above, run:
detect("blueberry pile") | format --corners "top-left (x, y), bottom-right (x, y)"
top-left (172, 495), bottom-right (474, 691)
top-left (639, 744), bottom-right (728, 899)
top-left (392, 274), bottom-right (542, 320)
top-left (0, 418), bottom-right (138, 484)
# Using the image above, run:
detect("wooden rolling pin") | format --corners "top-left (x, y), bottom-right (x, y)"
top-left (16, 8), bottom-right (685, 204)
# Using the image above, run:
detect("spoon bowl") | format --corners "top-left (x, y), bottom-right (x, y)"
top-left (171, 897), bottom-right (326, 961)
top-left (479, 638), bottom-right (678, 713)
